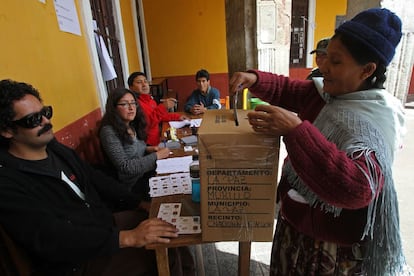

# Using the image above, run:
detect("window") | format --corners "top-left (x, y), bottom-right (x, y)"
top-left (290, 0), bottom-right (309, 68)
top-left (89, 0), bottom-right (124, 93)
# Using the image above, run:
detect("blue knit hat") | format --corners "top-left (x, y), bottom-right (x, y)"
top-left (335, 8), bottom-right (402, 66)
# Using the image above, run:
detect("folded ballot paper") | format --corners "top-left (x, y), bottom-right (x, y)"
top-left (156, 155), bottom-right (193, 175)
top-left (169, 119), bottom-right (202, 129)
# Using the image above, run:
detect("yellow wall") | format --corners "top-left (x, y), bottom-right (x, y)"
top-left (0, 0), bottom-right (347, 130)
top-left (0, 0), bottom-right (99, 131)
top-left (314, 0), bottom-right (347, 47)
top-left (120, 0), bottom-right (142, 74)
top-left (142, 0), bottom-right (228, 77)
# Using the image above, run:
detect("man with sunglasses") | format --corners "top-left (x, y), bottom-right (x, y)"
top-left (0, 79), bottom-right (195, 275)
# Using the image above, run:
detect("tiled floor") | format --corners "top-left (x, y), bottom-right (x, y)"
top-left (190, 240), bottom-right (272, 275)
top-left (190, 104), bottom-right (414, 275)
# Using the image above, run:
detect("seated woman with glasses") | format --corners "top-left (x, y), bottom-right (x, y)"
top-left (99, 88), bottom-right (171, 198)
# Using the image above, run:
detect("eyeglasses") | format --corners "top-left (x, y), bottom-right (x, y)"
top-left (12, 106), bottom-right (53, 129)
top-left (117, 102), bottom-right (137, 109)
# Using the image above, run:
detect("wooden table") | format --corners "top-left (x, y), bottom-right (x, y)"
top-left (145, 194), bottom-right (203, 276)
top-left (146, 119), bottom-right (253, 276)
top-left (145, 194), bottom-right (252, 276)
top-left (160, 113), bottom-right (202, 145)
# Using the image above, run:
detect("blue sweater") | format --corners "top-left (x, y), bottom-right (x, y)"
top-left (184, 86), bottom-right (221, 112)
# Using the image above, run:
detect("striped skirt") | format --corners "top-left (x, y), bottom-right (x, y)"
top-left (270, 216), bottom-right (366, 276)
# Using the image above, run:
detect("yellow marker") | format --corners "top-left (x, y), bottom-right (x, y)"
top-left (242, 88), bottom-right (249, 110)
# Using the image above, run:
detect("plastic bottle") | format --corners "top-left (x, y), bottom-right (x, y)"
top-left (190, 155), bottom-right (200, 202)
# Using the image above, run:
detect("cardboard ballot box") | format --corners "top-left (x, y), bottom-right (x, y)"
top-left (198, 109), bottom-right (280, 242)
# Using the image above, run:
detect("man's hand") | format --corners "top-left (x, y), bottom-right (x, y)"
top-left (119, 218), bottom-right (179, 248)
top-left (190, 103), bottom-right (206, 115)
top-left (161, 98), bottom-right (177, 109)
top-left (179, 115), bottom-right (190, 121)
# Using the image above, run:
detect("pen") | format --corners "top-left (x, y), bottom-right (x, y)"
top-left (234, 85), bottom-right (242, 126)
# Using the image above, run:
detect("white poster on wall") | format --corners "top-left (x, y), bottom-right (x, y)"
top-left (93, 21), bottom-right (117, 81)
top-left (53, 0), bottom-right (81, 36)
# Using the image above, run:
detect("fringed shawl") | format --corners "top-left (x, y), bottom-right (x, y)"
top-left (283, 78), bottom-right (407, 275)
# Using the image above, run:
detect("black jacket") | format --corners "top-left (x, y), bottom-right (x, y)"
top-left (306, 67), bottom-right (323, 80)
top-left (0, 139), bottom-right (141, 272)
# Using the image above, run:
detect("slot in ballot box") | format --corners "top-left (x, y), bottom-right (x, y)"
top-left (197, 109), bottom-right (280, 242)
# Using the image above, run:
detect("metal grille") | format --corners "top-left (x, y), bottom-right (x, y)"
top-left (290, 0), bottom-right (308, 68)
top-left (89, 0), bottom-right (124, 93)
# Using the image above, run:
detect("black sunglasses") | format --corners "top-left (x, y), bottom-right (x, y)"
top-left (12, 106), bottom-right (53, 129)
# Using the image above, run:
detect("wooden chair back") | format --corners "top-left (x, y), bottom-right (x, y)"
top-left (0, 225), bottom-right (32, 276)
top-left (75, 120), bottom-right (105, 167)
top-left (220, 96), bottom-right (230, 109)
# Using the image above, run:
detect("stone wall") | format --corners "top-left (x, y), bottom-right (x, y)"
top-left (225, 0), bottom-right (413, 103)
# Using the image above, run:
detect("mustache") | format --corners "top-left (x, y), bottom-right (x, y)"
top-left (37, 124), bottom-right (53, 137)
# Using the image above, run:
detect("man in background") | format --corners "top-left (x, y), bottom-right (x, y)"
top-left (306, 38), bottom-right (330, 80)
top-left (184, 69), bottom-right (221, 115)
top-left (128, 72), bottom-right (188, 146)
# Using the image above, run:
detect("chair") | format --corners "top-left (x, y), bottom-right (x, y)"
top-left (0, 225), bottom-right (33, 276)
top-left (75, 121), bottom-right (105, 167)
top-left (220, 96), bottom-right (230, 109)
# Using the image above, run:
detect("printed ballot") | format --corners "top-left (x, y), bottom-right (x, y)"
top-left (149, 173), bottom-right (192, 197)
top-left (157, 203), bottom-right (201, 234)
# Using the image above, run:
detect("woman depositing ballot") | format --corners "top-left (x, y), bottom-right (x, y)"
top-left (230, 8), bottom-right (409, 275)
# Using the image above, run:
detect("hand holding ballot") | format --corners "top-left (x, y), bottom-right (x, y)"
top-left (247, 104), bottom-right (302, 136)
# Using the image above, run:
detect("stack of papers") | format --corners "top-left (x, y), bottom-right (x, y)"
top-left (157, 203), bottom-right (201, 234)
top-left (156, 155), bottom-right (193, 174)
